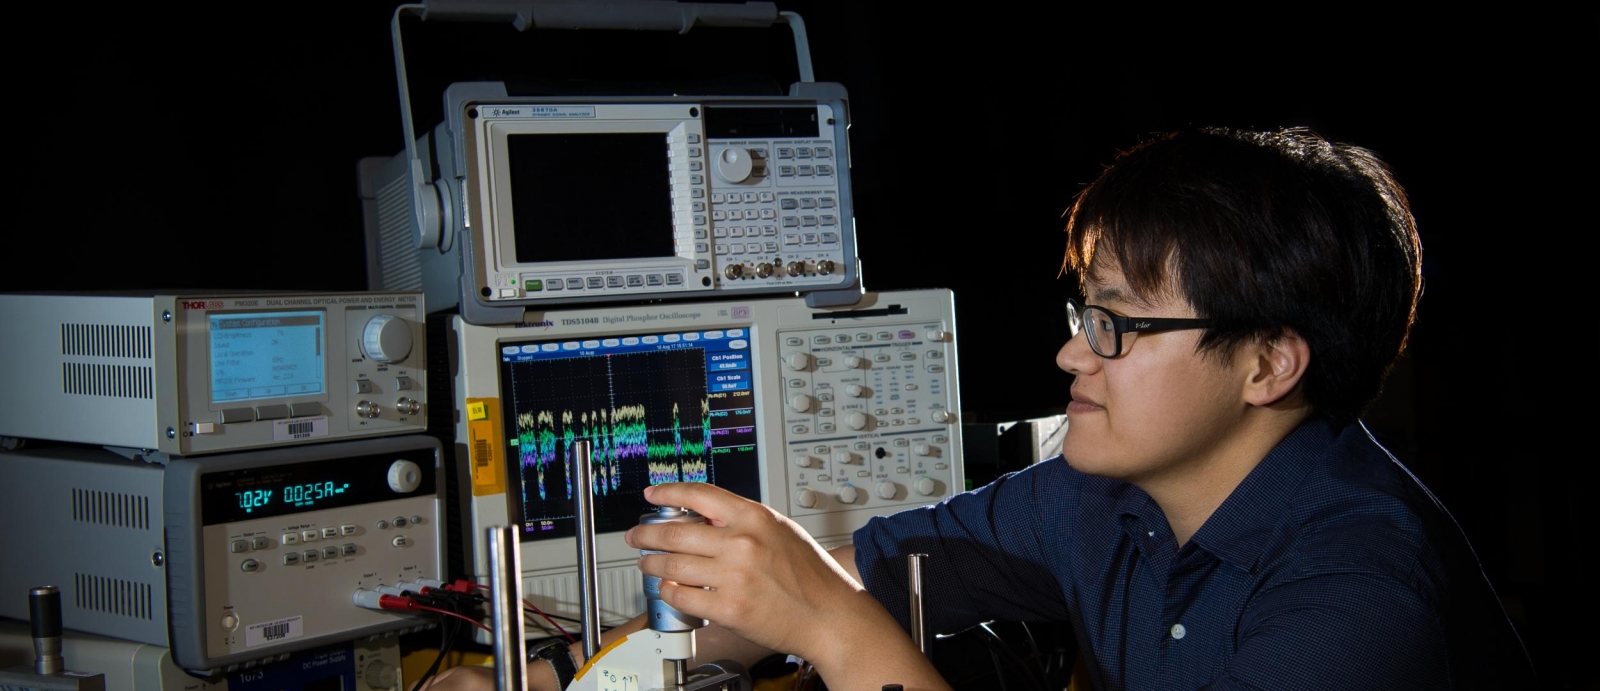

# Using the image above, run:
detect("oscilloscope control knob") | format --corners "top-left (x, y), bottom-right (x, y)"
top-left (790, 394), bottom-right (816, 413)
top-left (756, 262), bottom-right (775, 278)
top-left (833, 450), bottom-right (857, 465)
top-left (786, 261), bottom-right (807, 277)
top-left (926, 329), bottom-right (949, 342)
top-left (785, 352), bottom-right (813, 371)
top-left (846, 384), bottom-right (868, 397)
top-left (724, 264), bottom-right (745, 280)
top-left (794, 455), bottom-right (815, 468)
top-left (913, 443), bottom-right (938, 457)
top-left (932, 409), bottom-right (956, 423)
top-left (388, 460), bottom-right (422, 493)
top-left (874, 481), bottom-right (898, 500)
top-left (356, 401), bottom-right (381, 419)
top-left (837, 485), bottom-right (860, 504)
top-left (846, 412), bottom-right (872, 430)
top-left (795, 488), bottom-right (818, 509)
top-left (362, 314), bottom-right (413, 363)
top-left (914, 477), bottom-right (938, 497)
top-left (715, 146), bottom-right (756, 184)
top-left (844, 355), bottom-right (868, 370)
top-left (816, 260), bottom-right (836, 276)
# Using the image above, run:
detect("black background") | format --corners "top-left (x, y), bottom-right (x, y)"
top-left (6, 3), bottom-right (1589, 687)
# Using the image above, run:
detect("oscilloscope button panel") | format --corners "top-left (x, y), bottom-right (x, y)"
top-left (780, 323), bottom-right (958, 515)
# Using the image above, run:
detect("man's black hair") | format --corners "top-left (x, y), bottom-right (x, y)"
top-left (1062, 127), bottom-right (1422, 424)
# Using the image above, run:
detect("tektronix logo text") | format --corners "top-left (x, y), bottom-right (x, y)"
top-left (181, 300), bottom-right (224, 310)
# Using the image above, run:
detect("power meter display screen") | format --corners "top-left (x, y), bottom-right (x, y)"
top-left (209, 311), bottom-right (327, 404)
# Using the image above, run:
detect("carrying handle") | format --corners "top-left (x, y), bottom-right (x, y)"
top-left (390, 1), bottom-right (814, 244)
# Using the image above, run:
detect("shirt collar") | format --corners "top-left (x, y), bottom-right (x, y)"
top-left (1186, 416), bottom-right (1334, 571)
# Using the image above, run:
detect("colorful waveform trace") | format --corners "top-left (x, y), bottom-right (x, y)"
top-left (515, 398), bottom-right (711, 501)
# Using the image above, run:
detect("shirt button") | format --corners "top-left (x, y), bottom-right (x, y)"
top-left (1147, 531), bottom-right (1155, 537)
top-left (1170, 623), bottom-right (1186, 640)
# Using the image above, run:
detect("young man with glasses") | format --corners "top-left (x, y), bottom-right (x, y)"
top-left (431, 128), bottom-right (1533, 690)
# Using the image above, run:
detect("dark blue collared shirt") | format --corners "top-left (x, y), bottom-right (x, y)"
top-left (854, 418), bottom-right (1533, 689)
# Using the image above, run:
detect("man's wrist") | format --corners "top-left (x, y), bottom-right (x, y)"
top-left (529, 640), bottom-right (577, 690)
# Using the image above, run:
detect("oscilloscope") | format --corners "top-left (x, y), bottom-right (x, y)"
top-left (432, 289), bottom-right (965, 632)
top-left (0, 291), bottom-right (426, 456)
top-left (359, 3), bottom-right (863, 324)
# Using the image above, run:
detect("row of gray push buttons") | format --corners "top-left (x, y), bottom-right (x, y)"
top-left (237, 517), bottom-right (420, 572)
top-left (775, 146), bottom-right (833, 160)
top-left (196, 403), bottom-right (323, 433)
top-left (787, 330), bottom-right (911, 346)
top-left (530, 274), bottom-right (686, 294)
top-left (353, 377), bottom-right (416, 395)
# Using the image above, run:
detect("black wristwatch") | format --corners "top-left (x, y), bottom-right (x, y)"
top-left (530, 641), bottom-right (578, 690)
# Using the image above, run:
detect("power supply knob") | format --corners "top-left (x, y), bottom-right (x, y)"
top-left (715, 146), bottom-right (756, 184)
top-left (925, 329), bottom-right (949, 342)
top-left (846, 384), bottom-right (868, 397)
top-left (364, 661), bottom-right (399, 690)
top-left (914, 477), bottom-right (938, 497)
top-left (844, 355), bottom-right (867, 369)
top-left (795, 488), bottom-right (818, 509)
top-left (362, 315), bottom-right (413, 363)
top-left (932, 409), bottom-right (956, 423)
top-left (786, 261), bottom-right (807, 277)
top-left (837, 485), bottom-right (860, 504)
top-left (785, 352), bottom-right (813, 371)
top-left (874, 481), bottom-right (898, 500)
top-left (846, 412), bottom-right (872, 430)
top-left (388, 460), bottom-right (422, 494)
top-left (789, 394), bottom-right (816, 413)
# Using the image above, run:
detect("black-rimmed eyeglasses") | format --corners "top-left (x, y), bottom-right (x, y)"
top-left (1065, 299), bottom-right (1214, 358)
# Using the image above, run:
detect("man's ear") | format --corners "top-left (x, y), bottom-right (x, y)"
top-left (1242, 329), bottom-right (1310, 407)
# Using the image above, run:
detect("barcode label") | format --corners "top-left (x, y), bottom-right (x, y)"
top-left (272, 416), bottom-right (328, 441)
top-left (474, 438), bottom-right (490, 467)
top-left (244, 615), bottom-right (303, 647)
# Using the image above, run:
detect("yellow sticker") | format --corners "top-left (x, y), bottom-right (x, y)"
top-left (465, 398), bottom-right (506, 496)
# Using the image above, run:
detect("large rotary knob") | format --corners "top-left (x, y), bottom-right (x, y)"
top-left (837, 485), bottom-right (860, 504)
top-left (790, 394), bottom-right (816, 413)
top-left (364, 661), bottom-right (399, 689)
top-left (785, 352), bottom-right (813, 371)
top-left (795, 488), bottom-right (818, 509)
top-left (715, 146), bottom-right (756, 183)
top-left (362, 315), bottom-right (413, 363)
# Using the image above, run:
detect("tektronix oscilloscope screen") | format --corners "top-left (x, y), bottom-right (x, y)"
top-left (209, 311), bottom-right (327, 404)
top-left (506, 133), bottom-right (676, 263)
top-left (497, 328), bottom-right (761, 541)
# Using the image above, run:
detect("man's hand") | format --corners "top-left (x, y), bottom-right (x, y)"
top-left (627, 482), bottom-right (950, 690)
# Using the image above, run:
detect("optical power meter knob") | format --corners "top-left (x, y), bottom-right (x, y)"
top-left (640, 507), bottom-right (710, 632)
top-left (362, 314), bottom-right (413, 363)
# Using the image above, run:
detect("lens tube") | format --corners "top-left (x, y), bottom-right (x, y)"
top-left (640, 507), bottom-right (710, 632)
